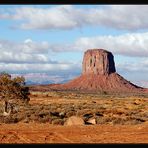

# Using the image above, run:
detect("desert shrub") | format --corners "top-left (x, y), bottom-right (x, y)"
top-left (139, 112), bottom-right (148, 118)
top-left (76, 109), bottom-right (92, 117)
top-left (95, 112), bottom-right (104, 117)
top-left (125, 119), bottom-right (143, 125)
top-left (43, 105), bottom-right (51, 110)
top-left (3, 116), bottom-right (18, 124)
top-left (0, 72), bottom-right (30, 115)
top-left (25, 111), bottom-right (32, 118)
top-left (29, 114), bottom-right (39, 122)
top-left (22, 117), bottom-right (30, 123)
top-left (13, 112), bottom-right (25, 122)
top-left (56, 107), bottom-right (63, 113)
top-left (96, 117), bottom-right (113, 124)
top-left (48, 118), bottom-right (53, 124)
top-left (39, 111), bottom-right (49, 118)
top-left (102, 91), bottom-right (108, 95)
top-left (50, 111), bottom-right (60, 117)
top-left (66, 111), bottom-right (76, 117)
top-left (58, 112), bottom-right (66, 119)
top-left (0, 104), bottom-right (3, 112)
top-left (38, 116), bottom-right (51, 123)
top-left (33, 94), bottom-right (38, 97)
top-left (49, 106), bottom-right (58, 111)
top-left (64, 105), bottom-right (76, 112)
top-left (81, 103), bottom-right (90, 109)
top-left (112, 117), bottom-right (126, 125)
top-left (96, 105), bottom-right (106, 110)
top-left (52, 118), bottom-right (64, 125)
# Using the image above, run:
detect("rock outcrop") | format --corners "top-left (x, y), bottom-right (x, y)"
top-left (82, 49), bottom-right (116, 75)
top-left (64, 116), bottom-right (85, 126)
top-left (50, 49), bottom-right (147, 94)
top-left (30, 49), bottom-right (147, 94)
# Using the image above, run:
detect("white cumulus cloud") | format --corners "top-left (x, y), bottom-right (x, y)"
top-left (50, 32), bottom-right (148, 57)
top-left (0, 39), bottom-right (50, 63)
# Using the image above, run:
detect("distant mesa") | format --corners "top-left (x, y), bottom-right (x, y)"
top-left (49, 49), bottom-right (147, 94)
top-left (30, 49), bottom-right (148, 94)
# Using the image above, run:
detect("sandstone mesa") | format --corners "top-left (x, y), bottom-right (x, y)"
top-left (29, 49), bottom-right (148, 94)
top-left (50, 49), bottom-right (147, 94)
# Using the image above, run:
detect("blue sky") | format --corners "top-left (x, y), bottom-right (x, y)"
top-left (0, 5), bottom-right (148, 87)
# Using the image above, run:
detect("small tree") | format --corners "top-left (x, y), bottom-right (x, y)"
top-left (0, 72), bottom-right (30, 115)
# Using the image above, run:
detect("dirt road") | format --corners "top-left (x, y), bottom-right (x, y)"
top-left (0, 122), bottom-right (148, 143)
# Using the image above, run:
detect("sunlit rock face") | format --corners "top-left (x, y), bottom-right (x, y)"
top-left (49, 48), bottom-right (146, 94)
top-left (82, 49), bottom-right (116, 75)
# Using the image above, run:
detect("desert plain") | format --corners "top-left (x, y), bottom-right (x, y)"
top-left (0, 90), bottom-right (148, 144)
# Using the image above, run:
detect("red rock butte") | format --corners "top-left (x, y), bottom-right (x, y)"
top-left (82, 49), bottom-right (116, 75)
top-left (49, 49), bottom-right (148, 94)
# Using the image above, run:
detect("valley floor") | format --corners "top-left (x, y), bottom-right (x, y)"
top-left (0, 91), bottom-right (148, 144)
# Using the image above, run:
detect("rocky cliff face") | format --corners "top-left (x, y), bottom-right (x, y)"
top-left (82, 49), bottom-right (116, 75)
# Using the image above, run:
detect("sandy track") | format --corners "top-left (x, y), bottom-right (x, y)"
top-left (0, 122), bottom-right (148, 143)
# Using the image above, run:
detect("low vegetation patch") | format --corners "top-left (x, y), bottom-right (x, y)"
top-left (0, 88), bottom-right (148, 125)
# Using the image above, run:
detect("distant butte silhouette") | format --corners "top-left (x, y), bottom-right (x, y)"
top-left (49, 49), bottom-right (148, 94)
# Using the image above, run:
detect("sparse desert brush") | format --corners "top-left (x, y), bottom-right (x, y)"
top-left (140, 112), bottom-right (148, 118)
top-left (105, 108), bottom-right (125, 116)
top-left (95, 116), bottom-right (126, 125)
top-left (0, 90), bottom-right (147, 125)
top-left (0, 104), bottom-right (4, 113)
top-left (32, 94), bottom-right (38, 97)
top-left (66, 111), bottom-right (76, 117)
top-left (125, 119), bottom-right (143, 125)
top-left (96, 104), bottom-right (106, 110)
top-left (2, 115), bottom-right (19, 124)
top-left (37, 116), bottom-right (51, 123)
top-left (28, 114), bottom-right (37, 121)
top-left (12, 112), bottom-right (25, 122)
top-left (76, 109), bottom-right (93, 117)
top-left (51, 118), bottom-right (64, 125)
top-left (38, 111), bottom-right (49, 118)
top-left (96, 117), bottom-right (112, 124)
top-left (112, 117), bottom-right (126, 125)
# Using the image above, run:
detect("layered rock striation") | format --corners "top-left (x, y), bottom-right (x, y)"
top-left (82, 49), bottom-right (116, 75)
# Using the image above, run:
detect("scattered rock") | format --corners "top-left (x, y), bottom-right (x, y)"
top-left (86, 118), bottom-right (96, 125)
top-left (64, 116), bottom-right (85, 126)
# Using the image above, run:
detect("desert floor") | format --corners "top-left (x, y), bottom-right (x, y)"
top-left (0, 122), bottom-right (148, 143)
top-left (0, 91), bottom-right (148, 144)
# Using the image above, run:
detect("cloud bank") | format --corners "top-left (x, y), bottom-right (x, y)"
top-left (0, 39), bottom-right (50, 63)
top-left (0, 38), bottom-right (81, 74)
top-left (1, 5), bottom-right (148, 31)
top-left (50, 32), bottom-right (148, 57)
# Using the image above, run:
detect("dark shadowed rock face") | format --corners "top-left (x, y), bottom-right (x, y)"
top-left (82, 49), bottom-right (116, 75)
